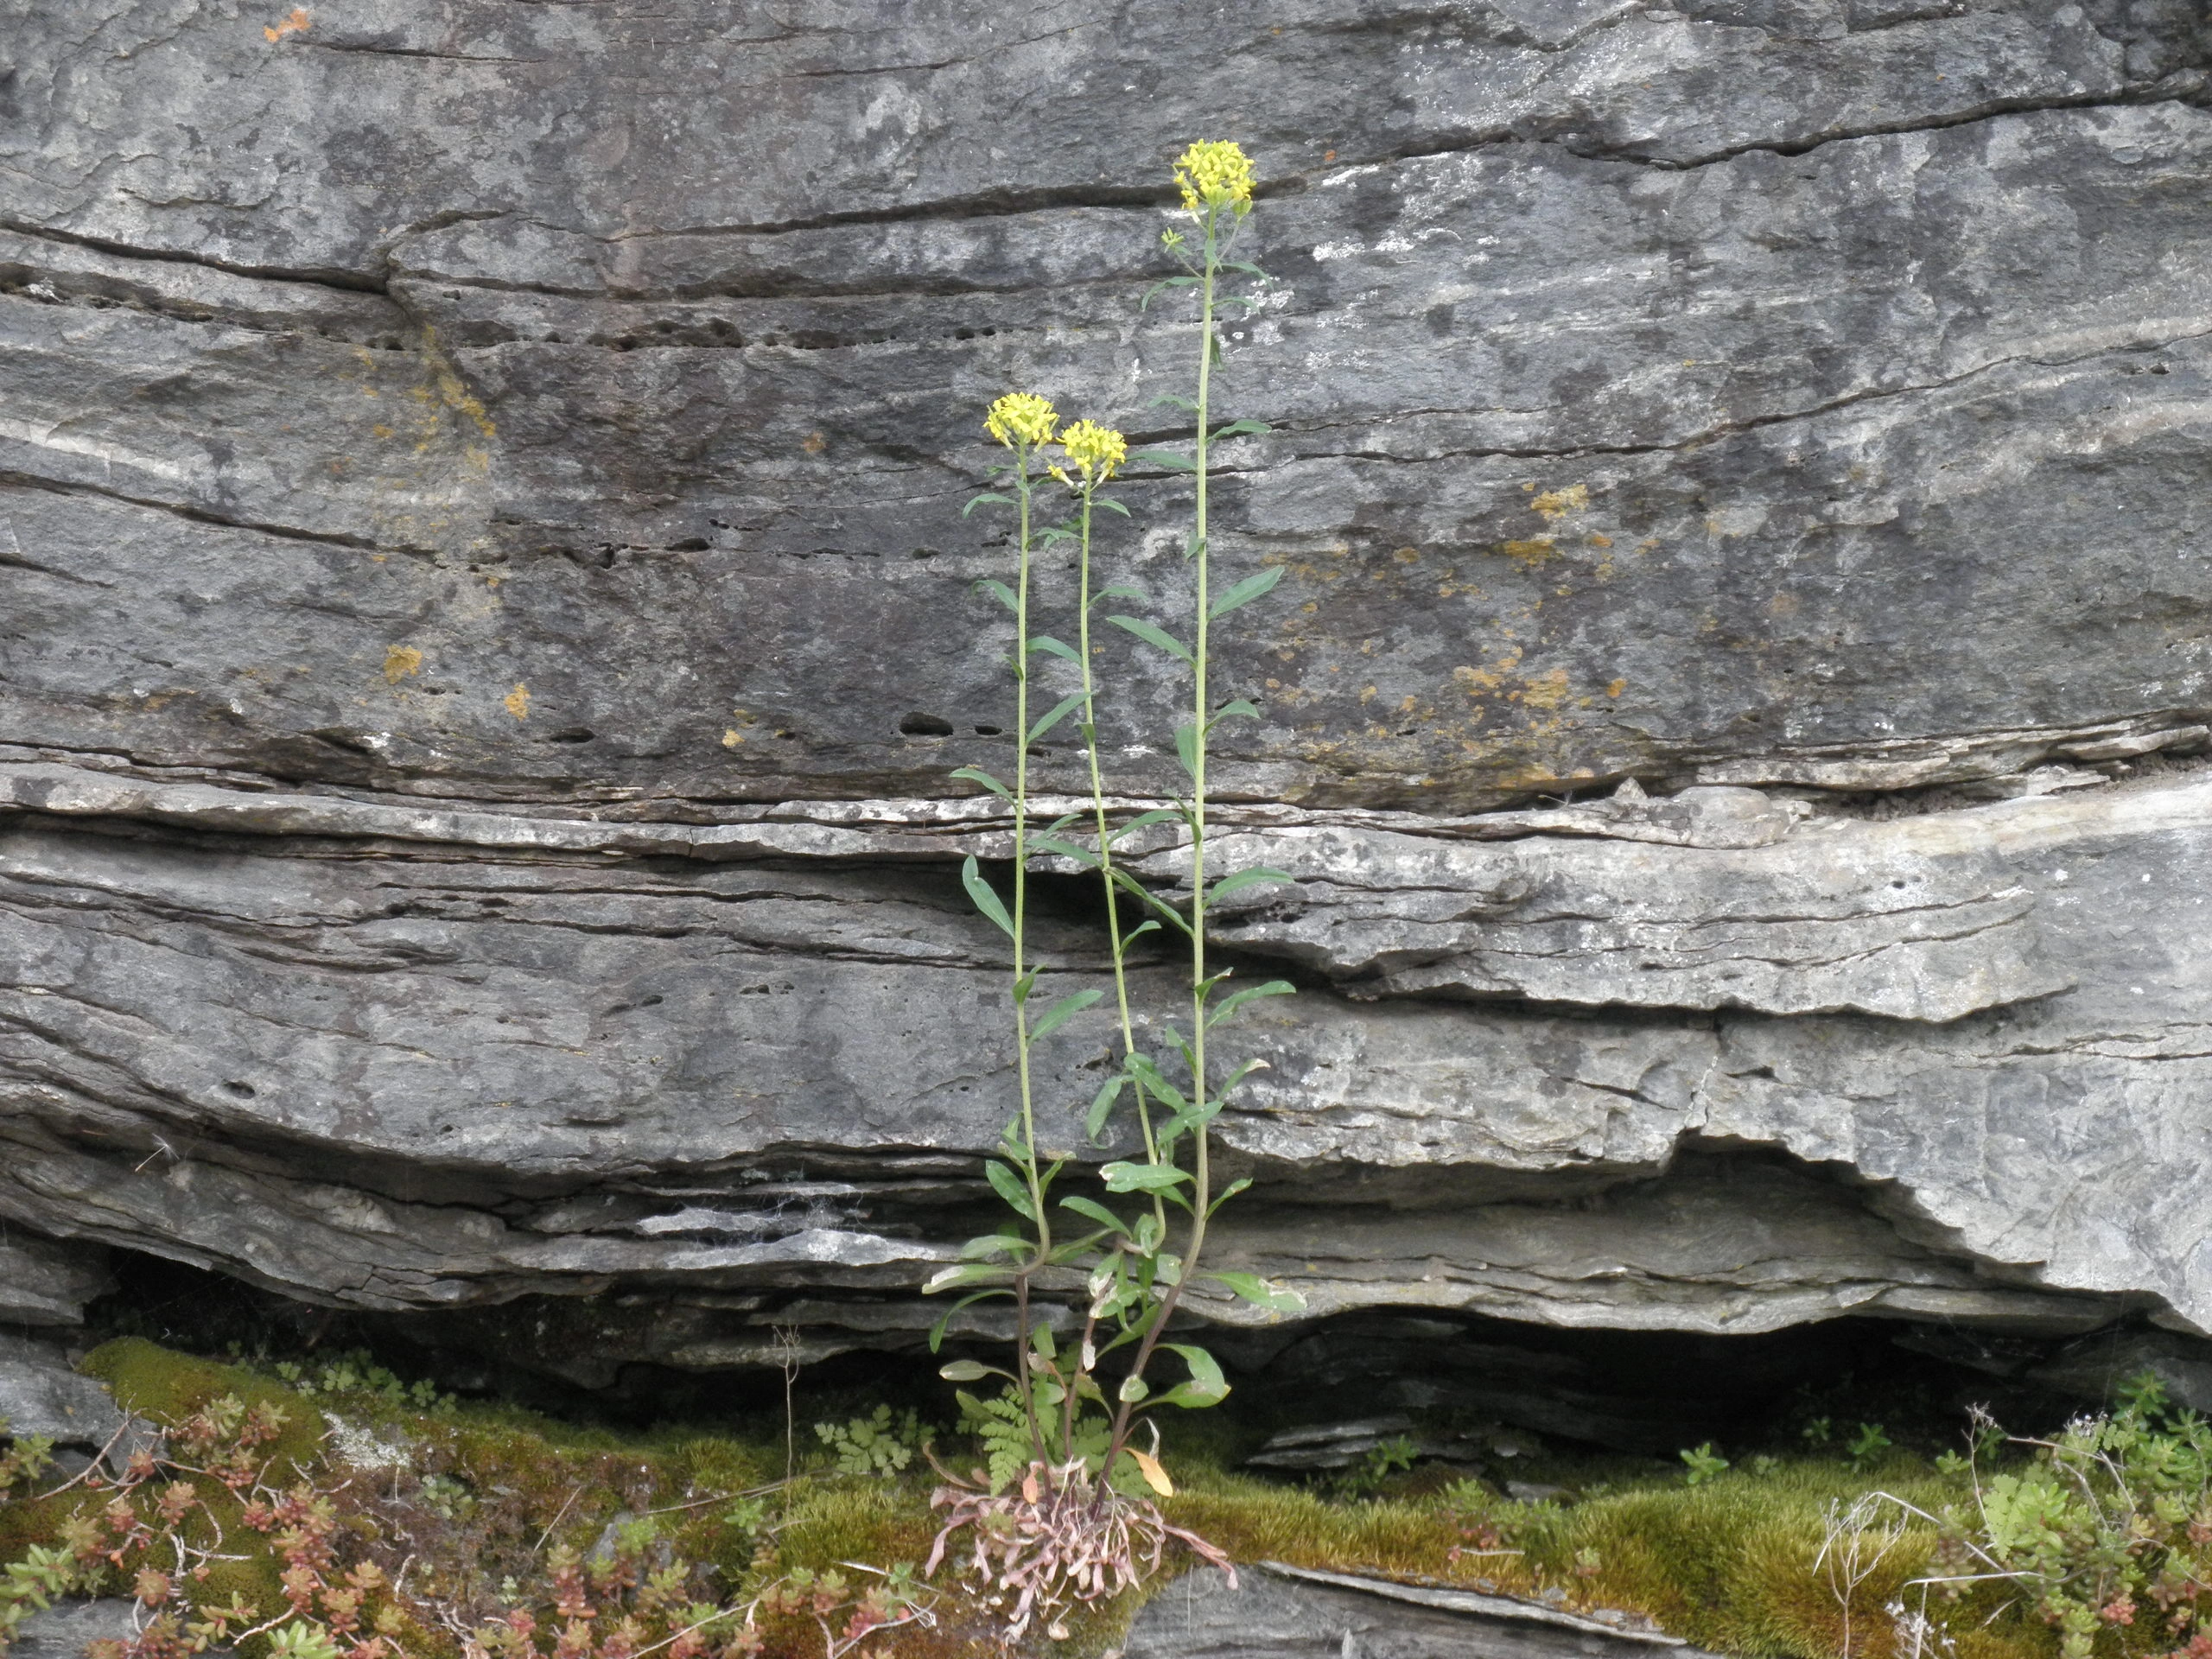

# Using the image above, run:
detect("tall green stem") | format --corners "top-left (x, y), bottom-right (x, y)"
top-left (1104, 206), bottom-right (1226, 1465)
top-left (1077, 481), bottom-right (1163, 1231)
top-left (1008, 442), bottom-right (1052, 1458)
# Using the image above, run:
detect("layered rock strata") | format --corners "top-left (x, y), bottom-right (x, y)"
top-left (3, 0), bottom-right (2210, 1389)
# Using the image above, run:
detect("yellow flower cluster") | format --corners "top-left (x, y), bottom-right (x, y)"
top-left (1174, 140), bottom-right (1254, 216)
top-left (984, 391), bottom-right (1058, 449)
top-left (1058, 419), bottom-right (1127, 484)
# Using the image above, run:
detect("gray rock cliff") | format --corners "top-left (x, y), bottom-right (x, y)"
top-left (2, 0), bottom-right (2209, 1396)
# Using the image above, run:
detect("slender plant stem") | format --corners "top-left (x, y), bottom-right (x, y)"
top-left (1076, 480), bottom-right (1164, 1232)
top-left (1105, 203), bottom-right (1227, 1465)
top-left (1008, 441), bottom-right (1050, 1459)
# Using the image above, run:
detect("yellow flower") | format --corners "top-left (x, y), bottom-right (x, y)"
top-left (1174, 140), bottom-right (1254, 216)
top-left (1058, 419), bottom-right (1127, 484)
top-left (984, 391), bottom-right (1058, 449)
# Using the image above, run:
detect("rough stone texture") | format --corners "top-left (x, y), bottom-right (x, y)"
top-left (8, 1602), bottom-right (156, 1659)
top-left (0, 1332), bottom-right (151, 1461)
top-left (1123, 1565), bottom-right (1710, 1659)
top-left (0, 1230), bottom-right (112, 1327)
top-left (3, 1), bottom-right (2212, 1388)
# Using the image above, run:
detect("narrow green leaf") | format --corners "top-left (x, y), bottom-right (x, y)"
top-left (1140, 276), bottom-right (1204, 309)
top-left (1211, 867), bottom-right (1294, 902)
top-left (925, 1262), bottom-right (1012, 1294)
top-left (929, 1288), bottom-right (1011, 1350)
top-left (950, 766), bottom-right (1011, 801)
top-left (1149, 393), bottom-right (1201, 411)
top-left (963, 493), bottom-right (1015, 517)
top-left (1162, 1343), bottom-right (1230, 1405)
top-left (1128, 449), bottom-right (1198, 474)
top-left (1119, 1375), bottom-right (1150, 1403)
top-left (1095, 582), bottom-right (1147, 606)
top-left (1108, 807), bottom-right (1185, 840)
top-left (1207, 979), bottom-right (1297, 1027)
top-left (1061, 1195), bottom-right (1130, 1236)
top-left (1085, 1075), bottom-right (1126, 1142)
top-left (1210, 565), bottom-right (1285, 619)
top-left (984, 1160), bottom-right (1037, 1222)
top-left (1175, 721), bottom-right (1201, 780)
top-left (976, 578), bottom-right (1018, 612)
top-left (1106, 615), bottom-right (1194, 666)
top-left (960, 1230), bottom-right (1028, 1260)
top-left (1125, 1054), bottom-right (1190, 1116)
top-left (1094, 496), bottom-right (1132, 518)
top-left (1029, 635), bottom-right (1080, 662)
top-left (1028, 690), bottom-right (1088, 745)
top-left (1222, 260), bottom-right (1269, 278)
top-left (1036, 527), bottom-right (1077, 546)
top-left (1031, 833), bottom-right (1100, 869)
top-left (1102, 1160), bottom-right (1192, 1194)
top-left (1211, 419), bottom-right (1271, 440)
top-left (1110, 868), bottom-right (1193, 935)
top-left (938, 1359), bottom-right (1001, 1382)
top-left (1030, 988), bottom-right (1104, 1042)
top-left (1013, 968), bottom-right (1037, 1004)
top-left (962, 855), bottom-right (1014, 936)
top-left (1210, 698), bottom-right (1262, 728)
top-left (1030, 1323), bottom-right (1058, 1360)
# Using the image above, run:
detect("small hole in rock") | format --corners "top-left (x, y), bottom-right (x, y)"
top-left (899, 712), bottom-right (955, 737)
top-left (222, 1080), bottom-right (256, 1098)
top-left (973, 724), bottom-right (1004, 736)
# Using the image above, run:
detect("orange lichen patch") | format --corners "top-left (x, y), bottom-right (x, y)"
top-left (1518, 668), bottom-right (1572, 710)
top-left (802, 431), bottom-right (827, 454)
top-left (1391, 545), bottom-right (1421, 563)
top-left (504, 683), bottom-right (531, 720)
top-left (382, 645), bottom-right (423, 684)
top-left (1500, 538), bottom-right (1556, 567)
top-left (263, 8), bottom-right (308, 41)
top-left (721, 729), bottom-right (746, 747)
top-left (1529, 485), bottom-right (1589, 521)
top-left (1452, 664), bottom-right (1509, 695)
top-left (1770, 591), bottom-right (1800, 615)
top-left (1607, 678), bottom-right (1627, 698)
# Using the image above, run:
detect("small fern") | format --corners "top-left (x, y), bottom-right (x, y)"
top-left (813, 1405), bottom-right (919, 1477)
top-left (957, 1389), bottom-right (1113, 1494)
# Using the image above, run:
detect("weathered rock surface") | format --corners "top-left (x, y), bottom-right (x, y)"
top-left (0, 1332), bottom-right (155, 1465)
top-left (0, 1232), bottom-right (111, 1328)
top-left (3, 0), bottom-right (2211, 1395)
top-left (1123, 1564), bottom-right (1709, 1659)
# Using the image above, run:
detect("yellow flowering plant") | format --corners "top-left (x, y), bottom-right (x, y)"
top-left (924, 141), bottom-right (1300, 1630)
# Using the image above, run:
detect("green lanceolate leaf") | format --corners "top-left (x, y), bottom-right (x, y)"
top-left (961, 1230), bottom-right (1028, 1261)
top-left (1109, 807), bottom-right (1186, 841)
top-left (1210, 698), bottom-right (1262, 727)
top-left (1106, 615), bottom-right (1194, 666)
top-left (1149, 392), bottom-right (1201, 411)
top-left (1128, 448), bottom-right (1198, 474)
top-left (1211, 866), bottom-right (1294, 902)
top-left (1222, 260), bottom-right (1269, 279)
top-left (1111, 868), bottom-right (1192, 935)
top-left (1140, 276), bottom-right (1204, 308)
top-left (1029, 691), bottom-right (1088, 745)
top-left (1013, 968), bottom-right (1037, 1005)
top-left (1208, 979), bottom-right (1297, 1027)
top-left (976, 578), bottom-right (1018, 611)
top-left (1210, 565), bottom-right (1285, 619)
top-left (963, 493), bottom-right (1016, 517)
top-left (1094, 496), bottom-right (1131, 517)
top-left (1061, 1194), bottom-right (1130, 1236)
top-left (1094, 582), bottom-right (1147, 607)
top-left (1160, 1343), bottom-right (1230, 1406)
top-left (1175, 722), bottom-right (1201, 780)
top-left (928, 1289), bottom-right (1011, 1351)
top-left (984, 1159), bottom-right (1038, 1222)
top-left (925, 1262), bottom-right (1013, 1294)
top-left (1125, 1053), bottom-right (1190, 1115)
top-left (938, 1358), bottom-right (1006, 1382)
top-left (1211, 418), bottom-right (1271, 441)
top-left (1036, 526), bottom-right (1077, 547)
top-left (1101, 1160), bottom-right (1192, 1193)
top-left (950, 766), bottom-right (1011, 801)
top-left (1030, 833), bottom-right (1100, 869)
top-left (1030, 988), bottom-right (1103, 1042)
top-left (962, 855), bottom-right (1014, 936)
top-left (1118, 1375), bottom-right (1150, 1403)
top-left (1029, 635), bottom-right (1080, 662)
top-left (1210, 1271), bottom-right (1305, 1313)
top-left (1208, 1176), bottom-right (1256, 1217)
top-left (1085, 1075), bottom-right (1127, 1142)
